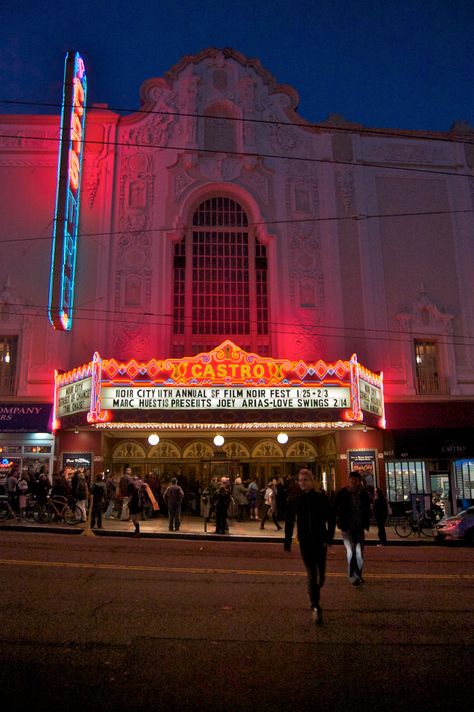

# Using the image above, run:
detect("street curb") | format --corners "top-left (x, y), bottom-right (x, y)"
top-left (0, 522), bottom-right (442, 544)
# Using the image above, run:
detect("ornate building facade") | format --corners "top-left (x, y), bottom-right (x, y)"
top-left (1, 48), bottom-right (473, 510)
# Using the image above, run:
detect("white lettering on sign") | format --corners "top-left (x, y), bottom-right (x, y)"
top-left (359, 379), bottom-right (383, 416)
top-left (57, 377), bottom-right (92, 417)
top-left (100, 386), bottom-right (351, 411)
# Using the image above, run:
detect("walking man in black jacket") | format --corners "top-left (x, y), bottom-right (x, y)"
top-left (334, 470), bottom-right (371, 585)
top-left (284, 468), bottom-right (334, 626)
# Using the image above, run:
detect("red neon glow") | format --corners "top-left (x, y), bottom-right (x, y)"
top-left (54, 342), bottom-right (385, 427)
top-left (102, 340), bottom-right (352, 387)
top-left (69, 78), bottom-right (85, 191)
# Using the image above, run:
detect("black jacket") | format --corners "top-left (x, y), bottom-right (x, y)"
top-left (284, 489), bottom-right (334, 551)
top-left (334, 486), bottom-right (371, 532)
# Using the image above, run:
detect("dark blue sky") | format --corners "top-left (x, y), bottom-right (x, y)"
top-left (1, 0), bottom-right (473, 132)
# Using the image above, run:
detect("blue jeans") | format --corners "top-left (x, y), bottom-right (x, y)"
top-left (341, 530), bottom-right (365, 583)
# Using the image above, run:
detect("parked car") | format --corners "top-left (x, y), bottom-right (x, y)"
top-left (435, 506), bottom-right (474, 545)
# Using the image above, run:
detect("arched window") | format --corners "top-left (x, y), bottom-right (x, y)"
top-left (172, 196), bottom-right (270, 356)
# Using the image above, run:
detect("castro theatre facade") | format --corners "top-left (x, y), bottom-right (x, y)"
top-left (1, 48), bottom-right (474, 509)
top-left (54, 341), bottom-right (385, 493)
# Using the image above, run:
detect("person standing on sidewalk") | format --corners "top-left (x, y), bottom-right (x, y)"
top-left (119, 467), bottom-right (133, 521)
top-left (128, 476), bottom-right (145, 537)
top-left (373, 487), bottom-right (389, 546)
top-left (163, 477), bottom-right (185, 531)
top-left (104, 473), bottom-right (117, 519)
top-left (213, 481), bottom-right (231, 534)
top-left (284, 468), bottom-right (333, 626)
top-left (334, 471), bottom-right (371, 585)
top-left (90, 472), bottom-right (107, 529)
top-left (75, 471), bottom-right (89, 523)
top-left (260, 479), bottom-right (282, 531)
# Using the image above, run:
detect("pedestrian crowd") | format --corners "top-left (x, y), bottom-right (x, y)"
top-left (2, 462), bottom-right (397, 626)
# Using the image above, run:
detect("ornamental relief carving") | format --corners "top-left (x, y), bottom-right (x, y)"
top-left (124, 87), bottom-right (178, 149)
top-left (251, 440), bottom-right (284, 458)
top-left (0, 128), bottom-right (59, 150)
top-left (336, 168), bottom-right (355, 213)
top-left (182, 441), bottom-right (214, 459)
top-left (112, 441), bottom-right (146, 459)
top-left (113, 324), bottom-right (151, 359)
top-left (148, 441), bottom-right (181, 459)
top-left (222, 441), bottom-right (250, 459)
top-left (286, 440), bottom-right (318, 459)
top-left (396, 289), bottom-right (454, 334)
top-left (285, 170), bottom-right (323, 311)
top-left (290, 317), bottom-right (327, 360)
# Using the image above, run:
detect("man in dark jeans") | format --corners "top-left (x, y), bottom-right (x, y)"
top-left (334, 471), bottom-right (371, 585)
top-left (284, 468), bottom-right (334, 626)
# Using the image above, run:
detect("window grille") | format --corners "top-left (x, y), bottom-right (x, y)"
top-left (172, 197), bottom-right (269, 355)
top-left (415, 341), bottom-right (442, 394)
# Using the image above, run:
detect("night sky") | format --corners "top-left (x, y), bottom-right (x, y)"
top-left (1, 0), bottom-right (473, 132)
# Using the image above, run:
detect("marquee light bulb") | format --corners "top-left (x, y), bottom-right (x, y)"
top-left (148, 433), bottom-right (160, 446)
top-left (213, 435), bottom-right (225, 447)
top-left (277, 432), bottom-right (288, 444)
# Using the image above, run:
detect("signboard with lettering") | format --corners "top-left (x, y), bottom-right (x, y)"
top-left (359, 377), bottom-right (383, 417)
top-left (53, 341), bottom-right (385, 428)
top-left (100, 385), bottom-right (351, 411)
top-left (48, 51), bottom-right (87, 331)
top-left (57, 377), bottom-right (92, 417)
top-left (62, 452), bottom-right (93, 475)
top-left (0, 403), bottom-right (53, 432)
top-left (348, 449), bottom-right (377, 489)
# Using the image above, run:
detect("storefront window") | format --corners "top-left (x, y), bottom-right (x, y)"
top-left (454, 459), bottom-right (474, 506)
top-left (386, 460), bottom-right (426, 502)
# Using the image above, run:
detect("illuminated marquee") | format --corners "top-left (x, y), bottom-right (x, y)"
top-left (48, 51), bottom-right (87, 331)
top-left (53, 341), bottom-right (385, 428)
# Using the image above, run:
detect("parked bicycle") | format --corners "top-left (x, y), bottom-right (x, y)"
top-left (0, 494), bottom-right (40, 522)
top-left (394, 510), bottom-right (436, 538)
top-left (34, 495), bottom-right (83, 526)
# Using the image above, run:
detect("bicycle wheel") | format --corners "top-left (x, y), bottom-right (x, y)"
top-left (0, 501), bottom-right (11, 521)
top-left (63, 504), bottom-right (82, 525)
top-left (37, 504), bottom-right (52, 523)
top-left (419, 517), bottom-right (434, 537)
top-left (394, 518), bottom-right (412, 537)
top-left (22, 502), bottom-right (38, 522)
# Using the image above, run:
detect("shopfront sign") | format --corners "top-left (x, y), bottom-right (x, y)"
top-left (53, 341), bottom-right (385, 428)
top-left (48, 51), bottom-right (87, 331)
top-left (0, 403), bottom-right (53, 432)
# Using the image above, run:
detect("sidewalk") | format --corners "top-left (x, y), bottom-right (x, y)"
top-left (0, 513), bottom-right (438, 544)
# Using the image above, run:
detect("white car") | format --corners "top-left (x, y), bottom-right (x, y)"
top-left (435, 506), bottom-right (474, 545)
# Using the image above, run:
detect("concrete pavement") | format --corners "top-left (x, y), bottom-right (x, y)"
top-left (0, 512), bottom-right (438, 544)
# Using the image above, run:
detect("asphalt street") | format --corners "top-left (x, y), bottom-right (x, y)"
top-left (0, 530), bottom-right (472, 712)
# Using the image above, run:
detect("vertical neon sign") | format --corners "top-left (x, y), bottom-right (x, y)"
top-left (48, 51), bottom-right (87, 331)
